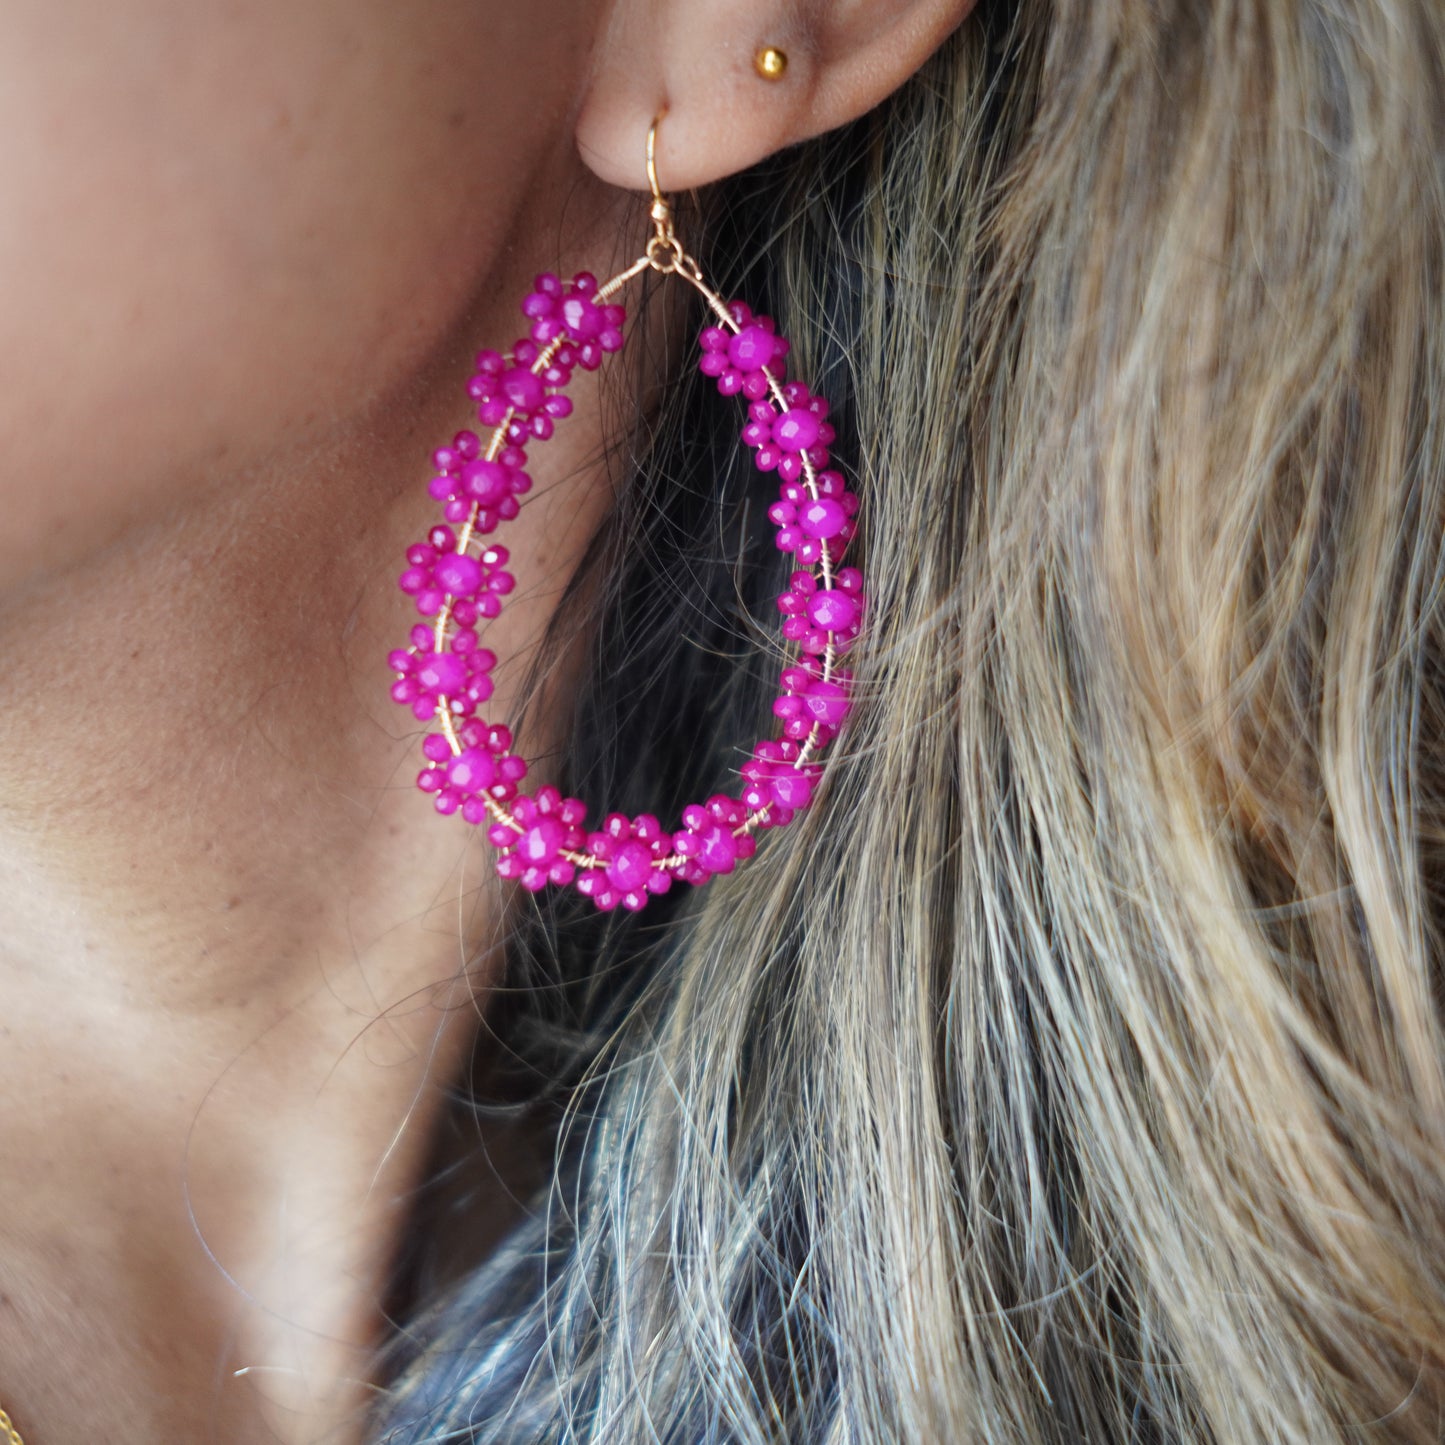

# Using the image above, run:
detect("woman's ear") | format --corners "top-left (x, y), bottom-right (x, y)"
top-left (575, 0), bottom-right (977, 192)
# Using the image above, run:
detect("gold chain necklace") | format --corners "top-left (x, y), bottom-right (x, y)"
top-left (0, 1403), bottom-right (24, 1444)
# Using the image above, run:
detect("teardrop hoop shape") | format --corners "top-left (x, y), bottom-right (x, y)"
top-left (388, 121), bottom-right (865, 913)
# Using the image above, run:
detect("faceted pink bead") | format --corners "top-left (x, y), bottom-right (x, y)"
top-left (800, 680), bottom-right (850, 727)
top-left (800, 498), bottom-right (846, 539)
top-left (416, 651), bottom-right (467, 695)
top-left (771, 768), bottom-right (814, 811)
top-left (434, 553), bottom-right (483, 597)
top-left (696, 822), bottom-right (740, 873)
top-left (447, 748), bottom-right (496, 793)
top-left (606, 840), bottom-right (653, 892)
top-left (520, 817), bottom-right (566, 864)
top-left (729, 324), bottom-right (777, 372)
top-left (807, 590), bottom-right (860, 632)
top-left (462, 459), bottom-right (509, 505)
top-left (577, 872), bottom-right (617, 908)
top-left (561, 295), bottom-right (604, 339)
top-left (501, 367), bottom-right (545, 412)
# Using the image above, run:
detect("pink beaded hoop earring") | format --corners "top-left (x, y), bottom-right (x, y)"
top-left (388, 117), bottom-right (865, 914)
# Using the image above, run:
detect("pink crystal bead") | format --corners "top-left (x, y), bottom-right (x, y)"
top-left (491, 787), bottom-right (586, 891)
top-left (729, 323), bottom-right (777, 372)
top-left (800, 497), bottom-right (846, 539)
top-left (774, 408), bottom-right (821, 452)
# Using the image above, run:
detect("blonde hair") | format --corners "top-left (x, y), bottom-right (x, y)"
top-left (376, 1), bottom-right (1445, 1439)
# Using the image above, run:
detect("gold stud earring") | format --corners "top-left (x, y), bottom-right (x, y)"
top-left (753, 46), bottom-right (788, 81)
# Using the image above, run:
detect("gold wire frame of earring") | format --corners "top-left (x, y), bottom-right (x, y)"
top-left (427, 113), bottom-right (851, 865)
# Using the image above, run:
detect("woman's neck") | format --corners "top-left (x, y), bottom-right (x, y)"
top-left (0, 243), bottom-right (619, 1442)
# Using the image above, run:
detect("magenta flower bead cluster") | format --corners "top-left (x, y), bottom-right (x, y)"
top-left (390, 270), bottom-right (866, 913)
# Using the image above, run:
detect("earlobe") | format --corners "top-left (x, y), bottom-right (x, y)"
top-left (575, 0), bottom-right (975, 195)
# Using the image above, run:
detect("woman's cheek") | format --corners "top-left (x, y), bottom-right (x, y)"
top-left (0, 0), bottom-right (587, 589)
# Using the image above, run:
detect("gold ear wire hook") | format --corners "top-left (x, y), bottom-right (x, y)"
top-left (646, 114), bottom-right (672, 240)
top-left (642, 112), bottom-right (691, 274)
